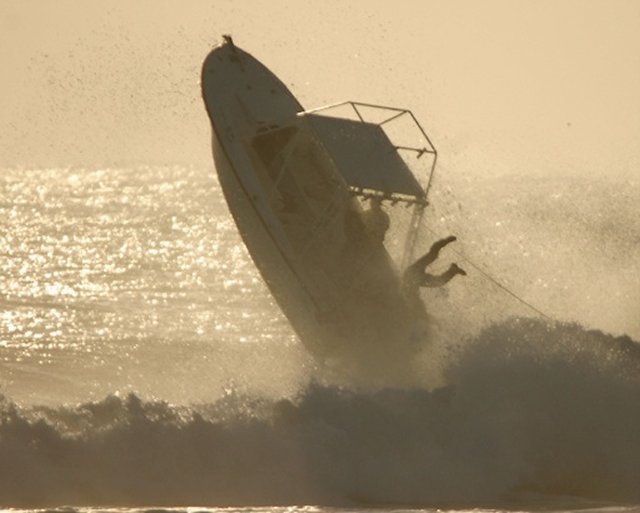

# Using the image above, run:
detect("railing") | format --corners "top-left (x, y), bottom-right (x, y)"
top-left (298, 101), bottom-right (438, 205)
top-left (298, 101), bottom-right (439, 267)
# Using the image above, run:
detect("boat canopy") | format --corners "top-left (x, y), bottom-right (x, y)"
top-left (250, 101), bottom-right (437, 269)
top-left (251, 101), bottom-right (437, 208)
top-left (301, 114), bottom-right (426, 201)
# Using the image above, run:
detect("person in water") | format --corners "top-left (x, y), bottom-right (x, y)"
top-left (403, 235), bottom-right (466, 291)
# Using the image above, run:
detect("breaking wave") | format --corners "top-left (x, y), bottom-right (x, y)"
top-left (1, 318), bottom-right (639, 508)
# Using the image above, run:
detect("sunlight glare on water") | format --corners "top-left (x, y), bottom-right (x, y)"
top-left (0, 166), bottom-right (309, 405)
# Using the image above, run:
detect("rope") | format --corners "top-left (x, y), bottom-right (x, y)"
top-left (421, 225), bottom-right (554, 321)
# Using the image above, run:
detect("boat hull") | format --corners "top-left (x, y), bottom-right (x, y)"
top-left (202, 39), bottom-right (427, 365)
top-left (210, 132), bottom-right (330, 354)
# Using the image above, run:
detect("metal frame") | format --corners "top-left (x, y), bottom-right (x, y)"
top-left (299, 101), bottom-right (439, 268)
top-left (299, 101), bottom-right (437, 194)
top-left (256, 101), bottom-right (439, 269)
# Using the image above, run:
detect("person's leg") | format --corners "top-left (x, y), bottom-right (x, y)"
top-left (420, 263), bottom-right (466, 288)
top-left (430, 235), bottom-right (457, 254)
top-left (407, 235), bottom-right (457, 273)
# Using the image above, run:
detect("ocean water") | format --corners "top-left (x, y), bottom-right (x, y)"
top-left (1, 165), bottom-right (639, 511)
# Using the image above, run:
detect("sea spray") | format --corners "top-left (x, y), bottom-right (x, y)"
top-left (1, 319), bottom-right (638, 507)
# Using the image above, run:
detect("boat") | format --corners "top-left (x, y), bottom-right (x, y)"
top-left (201, 36), bottom-right (438, 366)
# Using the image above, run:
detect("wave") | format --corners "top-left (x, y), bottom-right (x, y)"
top-left (1, 318), bottom-right (639, 508)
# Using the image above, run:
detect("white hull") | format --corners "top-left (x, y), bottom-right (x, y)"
top-left (202, 39), bottom-right (428, 362)
top-left (211, 133), bottom-right (329, 354)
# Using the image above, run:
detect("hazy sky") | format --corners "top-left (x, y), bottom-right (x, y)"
top-left (1, 0), bottom-right (638, 179)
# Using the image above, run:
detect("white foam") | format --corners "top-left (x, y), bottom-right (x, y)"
top-left (1, 319), bottom-right (638, 507)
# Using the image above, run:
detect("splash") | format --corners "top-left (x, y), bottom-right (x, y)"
top-left (1, 318), bottom-right (638, 508)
